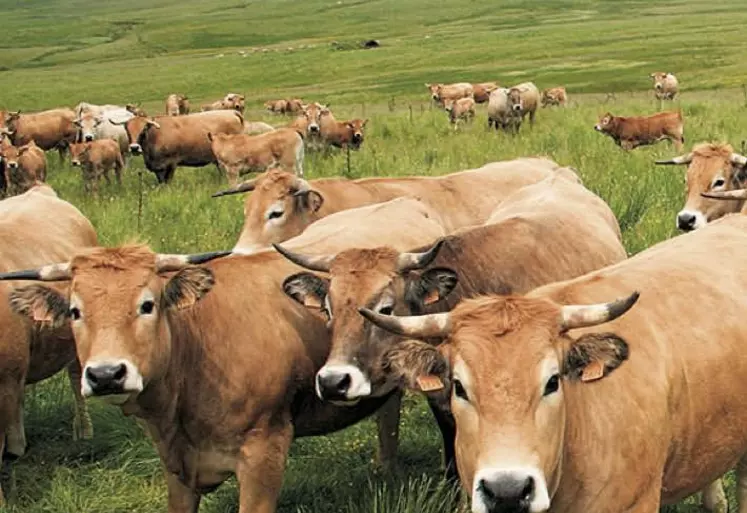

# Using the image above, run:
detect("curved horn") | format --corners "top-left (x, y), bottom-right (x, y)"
top-left (655, 153), bottom-right (693, 165)
top-left (359, 309), bottom-right (452, 339)
top-left (211, 178), bottom-right (258, 198)
top-left (145, 120), bottom-right (161, 129)
top-left (730, 153), bottom-right (747, 167)
top-left (291, 177), bottom-right (312, 196)
top-left (701, 189), bottom-right (747, 201)
top-left (560, 291), bottom-right (640, 331)
top-left (396, 239), bottom-right (446, 273)
top-left (155, 251), bottom-right (232, 273)
top-left (0, 262), bottom-right (72, 282)
top-left (272, 244), bottom-right (333, 273)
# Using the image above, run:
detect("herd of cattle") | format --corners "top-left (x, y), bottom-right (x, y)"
top-left (5, 68), bottom-right (747, 513)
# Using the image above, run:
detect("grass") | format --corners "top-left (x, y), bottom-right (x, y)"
top-left (0, 0), bottom-right (746, 511)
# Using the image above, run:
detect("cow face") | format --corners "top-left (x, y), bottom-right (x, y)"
top-left (508, 88), bottom-right (524, 112)
top-left (4, 111), bottom-right (21, 139)
top-left (224, 93), bottom-right (245, 113)
top-left (117, 116), bottom-right (153, 154)
top-left (362, 292), bottom-right (637, 513)
top-left (75, 113), bottom-right (103, 143)
top-left (277, 240), bottom-right (457, 402)
top-left (303, 103), bottom-right (326, 135)
top-left (426, 84), bottom-right (443, 102)
top-left (2, 246), bottom-right (229, 403)
top-left (347, 119), bottom-right (368, 148)
top-left (650, 72), bottom-right (669, 91)
top-left (593, 113), bottom-right (614, 133)
top-left (68, 142), bottom-right (90, 167)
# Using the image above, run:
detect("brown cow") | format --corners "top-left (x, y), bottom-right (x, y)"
top-left (651, 72), bottom-right (679, 100)
top-left (208, 128), bottom-right (304, 184)
top-left (211, 158), bottom-right (580, 254)
top-left (472, 82), bottom-right (499, 104)
top-left (319, 110), bottom-right (368, 149)
top-left (541, 86), bottom-right (568, 107)
top-left (201, 93), bottom-right (245, 113)
top-left (444, 97), bottom-right (476, 129)
top-left (1, 109), bottom-right (77, 161)
top-left (289, 103), bottom-right (328, 150)
top-left (0, 184), bottom-right (97, 502)
top-left (165, 94), bottom-right (190, 116)
top-left (265, 99), bottom-right (288, 114)
top-left (426, 83), bottom-right (474, 106)
top-left (594, 111), bottom-right (684, 150)
top-left (507, 82), bottom-right (540, 130)
top-left (115, 110), bottom-right (244, 183)
top-left (69, 140), bottom-right (124, 193)
top-left (363, 214), bottom-right (747, 513)
top-left (0, 141), bottom-right (47, 196)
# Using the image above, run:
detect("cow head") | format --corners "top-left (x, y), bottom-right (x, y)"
top-left (656, 143), bottom-right (747, 231)
top-left (211, 168), bottom-right (324, 254)
top-left (113, 116), bottom-right (157, 154)
top-left (303, 103), bottom-right (327, 135)
top-left (275, 239), bottom-right (457, 402)
top-left (362, 291), bottom-right (638, 513)
top-left (224, 93), bottom-right (246, 113)
top-left (1, 143), bottom-right (35, 195)
top-left (650, 72), bottom-right (670, 91)
top-left (74, 113), bottom-right (103, 143)
top-left (4, 111), bottom-right (21, 139)
top-left (347, 119), bottom-right (368, 149)
top-left (426, 83), bottom-right (443, 102)
top-left (508, 88), bottom-right (524, 112)
top-left (593, 112), bottom-right (616, 134)
top-left (0, 246), bottom-right (231, 403)
top-left (68, 142), bottom-right (91, 167)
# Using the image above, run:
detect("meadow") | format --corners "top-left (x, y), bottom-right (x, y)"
top-left (1, 0), bottom-right (747, 511)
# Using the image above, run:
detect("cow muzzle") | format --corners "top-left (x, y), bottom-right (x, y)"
top-left (129, 144), bottom-right (142, 155)
top-left (83, 134), bottom-right (94, 142)
top-left (676, 209), bottom-right (705, 232)
top-left (316, 364), bottom-right (371, 403)
top-left (352, 133), bottom-right (363, 146)
top-left (473, 468), bottom-right (550, 513)
top-left (7, 162), bottom-right (17, 169)
top-left (71, 160), bottom-right (81, 167)
top-left (308, 124), bottom-right (319, 134)
top-left (512, 104), bottom-right (522, 112)
top-left (82, 359), bottom-right (143, 398)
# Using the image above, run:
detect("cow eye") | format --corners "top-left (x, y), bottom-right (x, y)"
top-left (139, 300), bottom-right (155, 315)
top-left (267, 209), bottom-right (284, 220)
top-left (378, 305), bottom-right (394, 316)
top-left (453, 379), bottom-right (469, 401)
top-left (69, 306), bottom-right (81, 321)
top-left (543, 374), bottom-right (560, 396)
top-left (712, 178), bottom-right (726, 189)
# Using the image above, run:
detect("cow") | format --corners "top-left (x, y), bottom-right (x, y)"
top-left (0, 196), bottom-right (457, 513)
top-left (651, 72), bottom-right (679, 100)
top-left (0, 184), bottom-right (97, 503)
top-left (201, 93), bottom-right (245, 113)
top-left (74, 107), bottom-right (133, 158)
top-left (318, 110), bottom-right (368, 149)
top-left (286, 98), bottom-right (305, 115)
top-left (289, 103), bottom-right (328, 150)
top-left (654, 142), bottom-right (747, 231)
top-left (1, 109), bottom-right (77, 161)
top-left (487, 88), bottom-right (516, 132)
top-left (444, 97), bottom-right (475, 129)
top-left (69, 140), bottom-right (124, 193)
top-left (541, 86), bottom-right (568, 107)
top-left (362, 213), bottom-right (747, 513)
top-left (426, 83), bottom-right (474, 107)
top-left (594, 111), bottom-right (684, 151)
top-left (165, 94), bottom-right (190, 116)
top-left (208, 128), bottom-right (304, 184)
top-left (507, 82), bottom-right (539, 131)
top-left (113, 110), bottom-right (244, 183)
top-left (273, 175), bottom-right (625, 481)
top-left (211, 158), bottom-right (580, 254)
top-left (0, 141), bottom-right (47, 196)
top-left (472, 82), bottom-right (499, 104)
top-left (265, 99), bottom-right (289, 114)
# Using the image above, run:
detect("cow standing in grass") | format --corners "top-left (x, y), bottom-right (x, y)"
top-left (594, 111), bottom-right (684, 151)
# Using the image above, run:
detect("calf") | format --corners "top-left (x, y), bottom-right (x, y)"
top-left (0, 142), bottom-right (46, 196)
top-left (69, 140), bottom-right (124, 193)
top-left (541, 86), bottom-right (568, 107)
top-left (650, 72), bottom-right (679, 100)
top-left (165, 94), bottom-right (190, 116)
top-left (595, 111), bottom-right (684, 150)
top-left (319, 110), bottom-right (368, 149)
top-left (507, 82), bottom-right (539, 130)
top-left (471, 82), bottom-right (499, 104)
top-left (444, 97), bottom-right (475, 129)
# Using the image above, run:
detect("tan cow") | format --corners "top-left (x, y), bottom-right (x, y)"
top-left (472, 82), bottom-right (499, 104)
top-left (208, 128), bottom-right (304, 184)
top-left (201, 93), bottom-right (245, 113)
top-left (319, 110), bottom-right (368, 149)
top-left (651, 72), bottom-right (679, 100)
top-left (0, 196), bottom-right (455, 512)
top-left (541, 86), bottom-right (568, 107)
top-left (594, 111), bottom-right (684, 150)
top-left (426, 83), bottom-right (474, 106)
top-left (487, 88), bottom-right (516, 132)
top-left (286, 98), bottom-right (305, 115)
top-left (444, 97), bottom-right (476, 129)
top-left (69, 140), bottom-right (124, 193)
top-left (654, 142), bottom-right (747, 231)
top-left (364, 214), bottom-right (747, 513)
top-left (0, 184), bottom-right (97, 502)
top-left (0, 141), bottom-right (47, 196)
top-left (211, 158), bottom-right (579, 254)
top-left (165, 94), bottom-right (190, 116)
top-left (265, 99), bottom-right (288, 114)
top-left (1, 109), bottom-right (77, 160)
top-left (507, 82), bottom-right (540, 130)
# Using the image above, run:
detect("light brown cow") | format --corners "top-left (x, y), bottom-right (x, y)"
top-left (0, 197), bottom-right (453, 512)
top-left (655, 142), bottom-right (747, 231)
top-left (165, 94), bottom-right (190, 116)
top-left (650, 72), bottom-right (679, 100)
top-left (444, 97), bottom-right (476, 129)
top-left (0, 184), bottom-right (97, 502)
top-left (201, 93), bottom-right (245, 113)
top-left (507, 82), bottom-right (540, 130)
top-left (288, 103), bottom-right (329, 150)
top-left (286, 98), bottom-right (305, 115)
top-left (211, 158), bottom-right (579, 254)
top-left (265, 99), bottom-right (288, 114)
top-left (0, 141), bottom-right (47, 196)
top-left (319, 110), bottom-right (368, 149)
top-left (426, 83), bottom-right (474, 106)
top-left (208, 128), bottom-right (304, 184)
top-left (541, 87), bottom-right (568, 107)
top-left (1, 109), bottom-right (77, 160)
top-left (472, 82), bottom-right (500, 104)
top-left (594, 111), bottom-right (684, 151)
top-left (69, 140), bottom-right (124, 193)
top-left (364, 214), bottom-right (747, 513)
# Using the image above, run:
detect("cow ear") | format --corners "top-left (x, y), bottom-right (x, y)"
top-left (9, 285), bottom-right (70, 327)
top-left (383, 339), bottom-right (450, 394)
top-left (564, 333), bottom-right (629, 383)
top-left (162, 267), bottom-right (216, 310)
top-left (362, 119), bottom-right (369, 127)
top-left (297, 190), bottom-right (324, 213)
top-left (406, 268), bottom-right (458, 308)
top-left (282, 272), bottom-right (329, 311)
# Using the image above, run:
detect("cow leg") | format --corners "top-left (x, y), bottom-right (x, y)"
top-left (67, 361), bottom-right (93, 441)
top-left (114, 158), bottom-right (123, 186)
top-left (163, 167), bottom-right (177, 184)
top-left (529, 110), bottom-right (536, 126)
top-left (701, 479), bottom-right (728, 513)
top-left (374, 390), bottom-right (401, 470)
top-left (165, 471), bottom-right (201, 513)
top-left (425, 395), bottom-right (458, 482)
top-left (236, 422), bottom-right (293, 513)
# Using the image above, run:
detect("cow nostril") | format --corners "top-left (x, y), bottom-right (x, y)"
top-left (336, 373), bottom-right (351, 393)
top-left (521, 476), bottom-right (534, 499)
top-left (112, 363), bottom-right (127, 381)
top-left (84, 135), bottom-right (93, 142)
top-left (85, 367), bottom-right (99, 385)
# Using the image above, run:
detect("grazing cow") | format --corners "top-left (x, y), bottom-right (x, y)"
top-left (655, 142), bottom-right (747, 231)
top-left (1, 109), bottom-right (77, 160)
top-left (472, 82), bottom-right (499, 104)
top-left (319, 110), bottom-right (368, 149)
top-left (426, 83), bottom-right (474, 106)
top-left (594, 111), bottom-right (684, 151)
top-left (363, 214), bottom-right (747, 513)
top-left (487, 88), bottom-right (516, 132)
top-left (265, 99), bottom-right (289, 114)
top-left (650, 72), bottom-right (679, 100)
top-left (243, 121), bottom-right (275, 135)
top-left (274, 176), bottom-right (625, 480)
top-left (208, 128), bottom-right (304, 184)
top-left (69, 140), bottom-right (124, 193)
top-left (444, 97), bottom-right (475, 129)
top-left (0, 197), bottom-right (454, 513)
top-left (74, 108), bottom-right (133, 158)
top-left (507, 82), bottom-right (539, 130)
top-left (211, 158), bottom-right (579, 253)
top-left (165, 94), bottom-right (190, 116)
top-left (114, 110), bottom-right (244, 183)
top-left (0, 184), bottom-right (97, 503)
top-left (0, 141), bottom-right (47, 196)
top-left (541, 86), bottom-right (568, 107)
